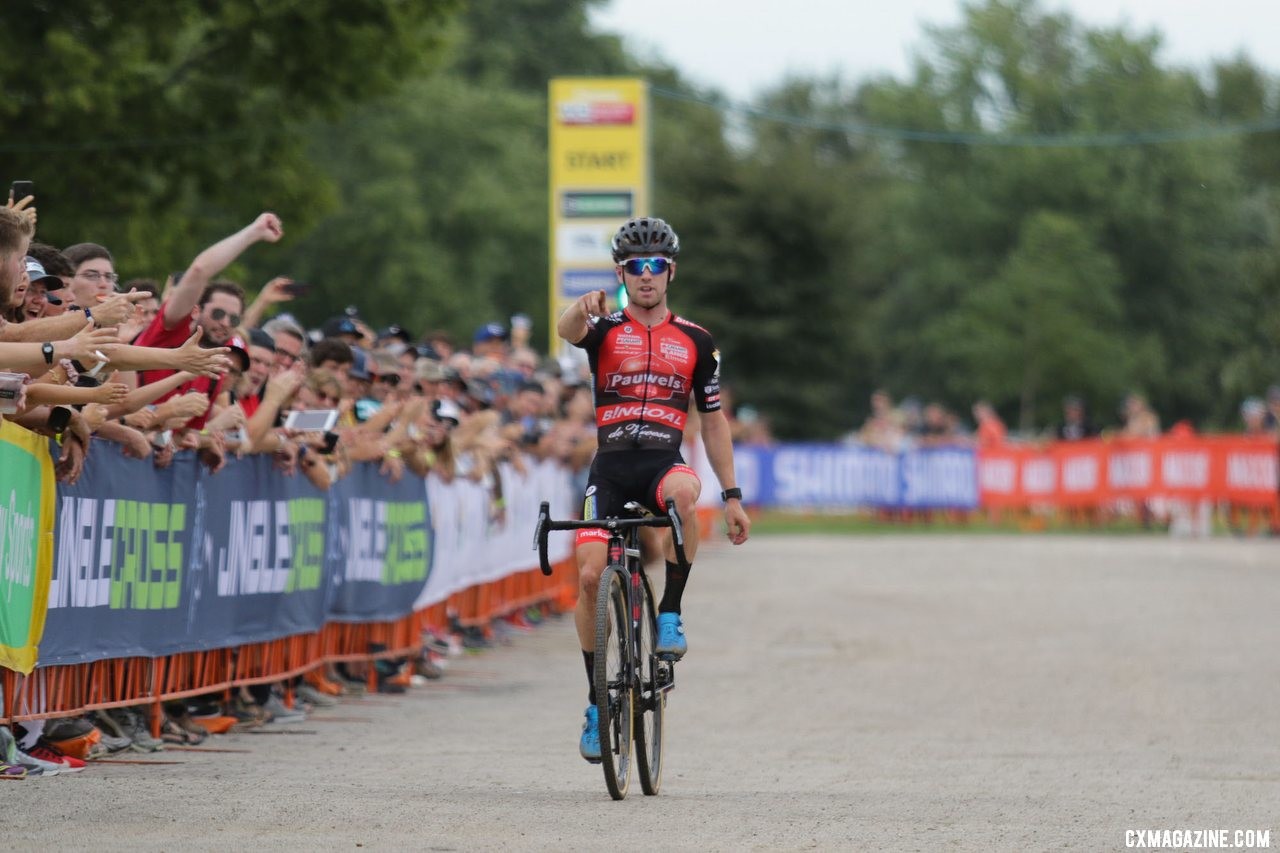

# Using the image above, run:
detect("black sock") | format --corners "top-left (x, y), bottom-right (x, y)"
top-left (659, 559), bottom-right (691, 614)
top-left (583, 650), bottom-right (596, 705)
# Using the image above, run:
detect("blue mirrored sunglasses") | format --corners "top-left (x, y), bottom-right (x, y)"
top-left (620, 256), bottom-right (672, 276)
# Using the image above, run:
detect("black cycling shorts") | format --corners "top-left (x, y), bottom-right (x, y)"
top-left (577, 449), bottom-right (697, 546)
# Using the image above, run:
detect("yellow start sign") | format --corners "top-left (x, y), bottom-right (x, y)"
top-left (548, 78), bottom-right (651, 355)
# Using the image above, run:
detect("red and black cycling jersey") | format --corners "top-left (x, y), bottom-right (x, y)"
top-left (574, 308), bottom-right (721, 453)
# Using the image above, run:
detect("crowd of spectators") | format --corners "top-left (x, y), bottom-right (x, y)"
top-left (0, 197), bottom-right (636, 777)
top-left (845, 387), bottom-right (1280, 453)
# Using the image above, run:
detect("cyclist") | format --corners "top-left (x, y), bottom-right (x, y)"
top-left (556, 216), bottom-right (750, 761)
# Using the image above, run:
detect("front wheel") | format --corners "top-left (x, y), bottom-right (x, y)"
top-left (594, 565), bottom-right (632, 800)
top-left (634, 570), bottom-right (665, 795)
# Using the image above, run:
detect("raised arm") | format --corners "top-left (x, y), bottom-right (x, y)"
top-left (163, 213), bottom-right (284, 328)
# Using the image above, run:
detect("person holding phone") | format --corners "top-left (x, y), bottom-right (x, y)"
top-left (240, 274), bottom-right (308, 330)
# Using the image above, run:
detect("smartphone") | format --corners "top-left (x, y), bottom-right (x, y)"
top-left (280, 281), bottom-right (311, 297)
top-left (318, 430), bottom-right (340, 455)
top-left (225, 427), bottom-right (248, 444)
top-left (283, 409), bottom-right (339, 432)
top-left (10, 180), bottom-right (34, 202)
top-left (47, 405), bottom-right (72, 432)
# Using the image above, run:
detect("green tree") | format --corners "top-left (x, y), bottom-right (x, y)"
top-left (0, 0), bottom-right (458, 272)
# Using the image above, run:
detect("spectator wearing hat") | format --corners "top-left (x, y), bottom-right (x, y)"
top-left (320, 314), bottom-right (363, 344)
top-left (25, 242), bottom-right (73, 317)
top-left (17, 256), bottom-right (64, 321)
top-left (473, 322), bottom-right (509, 361)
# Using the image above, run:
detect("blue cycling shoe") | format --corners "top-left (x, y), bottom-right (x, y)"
top-left (579, 705), bottom-right (601, 763)
top-left (655, 612), bottom-right (687, 660)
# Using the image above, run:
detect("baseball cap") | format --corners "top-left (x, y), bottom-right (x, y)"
top-left (348, 348), bottom-right (373, 381)
top-left (433, 397), bottom-right (463, 425)
top-left (24, 257), bottom-right (64, 305)
top-left (377, 324), bottom-right (413, 345)
top-left (226, 335), bottom-right (251, 372)
top-left (247, 328), bottom-right (276, 352)
top-left (321, 316), bottom-right (360, 338)
top-left (414, 358), bottom-right (446, 383)
top-left (473, 322), bottom-right (508, 344)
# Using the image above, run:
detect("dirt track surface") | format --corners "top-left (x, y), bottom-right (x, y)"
top-left (8, 535), bottom-right (1280, 851)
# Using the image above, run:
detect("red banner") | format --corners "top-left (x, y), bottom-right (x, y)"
top-left (977, 436), bottom-right (1278, 509)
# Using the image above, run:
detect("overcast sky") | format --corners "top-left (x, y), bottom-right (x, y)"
top-left (589, 0), bottom-right (1280, 101)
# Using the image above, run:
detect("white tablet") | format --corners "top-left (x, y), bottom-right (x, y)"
top-left (284, 409), bottom-right (339, 432)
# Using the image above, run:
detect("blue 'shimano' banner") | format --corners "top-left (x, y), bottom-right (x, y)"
top-left (730, 443), bottom-right (978, 510)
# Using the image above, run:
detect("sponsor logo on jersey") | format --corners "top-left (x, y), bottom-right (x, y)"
top-left (659, 340), bottom-right (689, 362)
top-left (604, 354), bottom-right (688, 401)
top-left (616, 333), bottom-right (644, 350)
top-left (597, 403), bottom-right (687, 428)
top-left (585, 485), bottom-right (597, 496)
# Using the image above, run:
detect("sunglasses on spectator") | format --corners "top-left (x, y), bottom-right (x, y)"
top-left (78, 270), bottom-right (119, 284)
top-left (378, 374), bottom-right (401, 387)
top-left (209, 308), bottom-right (242, 326)
top-left (619, 257), bottom-right (672, 276)
top-left (316, 393), bottom-right (339, 404)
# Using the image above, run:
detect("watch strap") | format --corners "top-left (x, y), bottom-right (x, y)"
top-left (721, 487), bottom-right (743, 502)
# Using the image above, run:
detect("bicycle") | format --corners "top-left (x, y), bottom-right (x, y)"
top-left (535, 498), bottom-right (689, 800)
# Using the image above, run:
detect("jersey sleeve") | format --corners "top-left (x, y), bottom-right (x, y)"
top-left (692, 330), bottom-right (721, 413)
top-left (572, 315), bottom-right (605, 352)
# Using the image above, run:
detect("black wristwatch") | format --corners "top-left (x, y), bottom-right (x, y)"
top-left (721, 487), bottom-right (742, 502)
top-left (41, 342), bottom-right (54, 365)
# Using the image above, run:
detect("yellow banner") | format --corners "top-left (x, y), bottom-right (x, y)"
top-left (548, 77), bottom-right (650, 353)
top-left (0, 420), bottom-right (55, 675)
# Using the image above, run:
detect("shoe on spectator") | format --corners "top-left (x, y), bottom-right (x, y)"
top-left (414, 655), bottom-right (445, 681)
top-left (261, 694), bottom-right (306, 724)
top-left (230, 697), bottom-right (269, 730)
top-left (304, 670), bottom-right (344, 697)
top-left (15, 747), bottom-right (68, 776)
top-left (90, 723), bottom-right (134, 755)
top-left (579, 706), bottom-right (601, 763)
top-left (47, 726), bottom-right (101, 760)
top-left (655, 612), bottom-right (687, 660)
top-left (295, 684), bottom-right (337, 708)
top-left (97, 708), bottom-right (164, 753)
top-left (43, 716), bottom-right (97, 741)
top-left (28, 741), bottom-right (87, 773)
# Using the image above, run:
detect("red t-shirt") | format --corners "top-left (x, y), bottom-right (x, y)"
top-left (133, 301), bottom-right (224, 430)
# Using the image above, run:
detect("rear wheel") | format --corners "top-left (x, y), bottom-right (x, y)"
top-left (634, 570), bottom-right (665, 795)
top-left (594, 565), bottom-right (632, 800)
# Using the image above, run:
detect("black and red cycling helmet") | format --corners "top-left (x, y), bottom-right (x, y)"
top-left (610, 217), bottom-right (680, 262)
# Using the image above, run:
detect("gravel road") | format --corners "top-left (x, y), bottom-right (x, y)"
top-left (8, 534), bottom-right (1280, 851)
